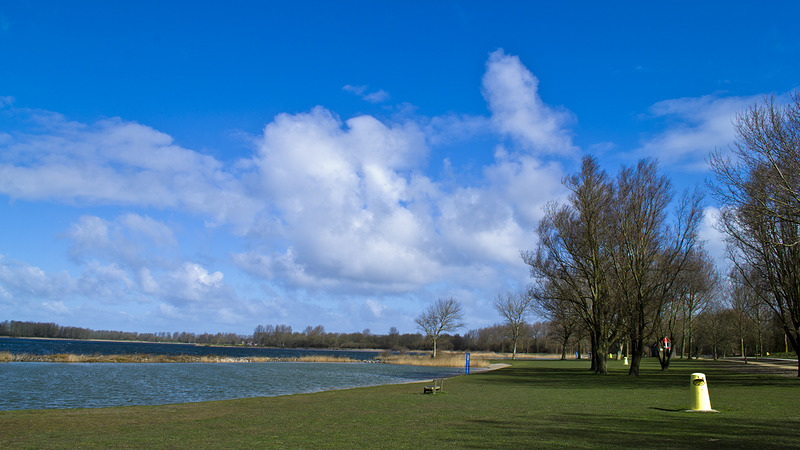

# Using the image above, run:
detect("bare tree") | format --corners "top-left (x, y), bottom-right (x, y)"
top-left (493, 292), bottom-right (534, 359)
top-left (533, 279), bottom-right (582, 360)
top-left (678, 249), bottom-right (719, 359)
top-left (522, 156), bottom-right (619, 374)
top-left (415, 297), bottom-right (464, 358)
top-left (709, 93), bottom-right (800, 375)
top-left (695, 296), bottom-right (728, 359)
top-left (609, 159), bottom-right (704, 375)
top-left (728, 269), bottom-right (759, 363)
top-left (524, 156), bottom-right (622, 374)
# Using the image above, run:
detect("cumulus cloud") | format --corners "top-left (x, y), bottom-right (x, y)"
top-left (1, 49), bottom-right (576, 332)
top-left (240, 106), bottom-right (442, 292)
top-left (163, 262), bottom-right (228, 304)
top-left (482, 49), bottom-right (575, 155)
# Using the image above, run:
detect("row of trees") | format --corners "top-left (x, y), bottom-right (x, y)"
top-left (520, 94), bottom-right (800, 376)
top-left (708, 93), bottom-right (800, 376)
top-left (0, 320), bottom-right (243, 346)
top-left (523, 155), bottom-right (705, 375)
top-left (2, 300), bottom-right (790, 359)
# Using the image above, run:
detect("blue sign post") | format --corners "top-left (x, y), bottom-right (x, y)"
top-left (465, 352), bottom-right (471, 375)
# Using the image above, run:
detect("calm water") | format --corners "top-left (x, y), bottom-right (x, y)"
top-left (0, 338), bottom-right (461, 411)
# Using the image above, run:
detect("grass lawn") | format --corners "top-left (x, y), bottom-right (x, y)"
top-left (1, 358), bottom-right (798, 448)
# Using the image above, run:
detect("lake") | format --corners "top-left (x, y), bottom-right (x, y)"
top-left (0, 338), bottom-right (461, 411)
top-left (0, 337), bottom-right (379, 360)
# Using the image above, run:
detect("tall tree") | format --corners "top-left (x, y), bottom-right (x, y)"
top-left (493, 292), bottom-right (534, 359)
top-left (415, 297), bottom-right (464, 358)
top-left (524, 156), bottom-right (622, 374)
top-left (709, 93), bottom-right (800, 376)
top-left (608, 160), bottom-right (704, 375)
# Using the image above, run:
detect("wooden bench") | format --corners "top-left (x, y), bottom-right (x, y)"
top-left (423, 378), bottom-right (444, 394)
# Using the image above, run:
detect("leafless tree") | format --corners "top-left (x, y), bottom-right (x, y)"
top-left (415, 297), bottom-right (464, 358)
top-left (678, 249), bottom-right (719, 359)
top-left (708, 93), bottom-right (800, 375)
top-left (608, 159), bottom-right (704, 375)
top-left (695, 295), bottom-right (728, 360)
top-left (533, 279), bottom-right (582, 360)
top-left (728, 269), bottom-right (760, 363)
top-left (493, 292), bottom-right (534, 359)
top-left (524, 156), bottom-right (622, 374)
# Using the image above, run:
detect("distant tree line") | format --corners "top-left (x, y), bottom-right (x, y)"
top-left (0, 310), bottom-right (790, 359)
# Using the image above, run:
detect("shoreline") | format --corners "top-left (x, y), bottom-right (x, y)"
top-left (0, 352), bottom-right (492, 368)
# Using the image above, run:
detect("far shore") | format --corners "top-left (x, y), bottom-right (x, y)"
top-left (0, 350), bottom-right (565, 368)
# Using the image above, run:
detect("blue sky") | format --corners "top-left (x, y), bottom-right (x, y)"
top-left (1, 1), bottom-right (799, 335)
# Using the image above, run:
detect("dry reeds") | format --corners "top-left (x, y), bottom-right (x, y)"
top-left (295, 355), bottom-right (359, 363)
top-left (377, 352), bottom-right (489, 368)
top-left (0, 353), bottom-right (363, 364)
top-left (0, 351), bottom-right (489, 366)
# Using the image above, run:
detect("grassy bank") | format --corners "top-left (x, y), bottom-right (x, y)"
top-left (1, 358), bottom-right (798, 448)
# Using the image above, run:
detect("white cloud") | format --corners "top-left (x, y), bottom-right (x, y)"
top-left (243, 106), bottom-right (443, 292)
top-left (0, 50), bottom-right (577, 332)
top-left (163, 262), bottom-right (227, 304)
top-left (64, 214), bottom-right (177, 267)
top-left (119, 213), bottom-right (177, 247)
top-left (42, 300), bottom-right (71, 315)
top-left (698, 206), bottom-right (728, 269)
top-left (0, 113), bottom-right (262, 228)
top-left (637, 94), bottom-right (761, 170)
top-left (0, 255), bottom-right (71, 300)
top-left (482, 49), bottom-right (575, 155)
top-left (365, 299), bottom-right (386, 318)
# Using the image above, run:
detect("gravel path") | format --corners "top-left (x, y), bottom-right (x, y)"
top-left (711, 358), bottom-right (798, 378)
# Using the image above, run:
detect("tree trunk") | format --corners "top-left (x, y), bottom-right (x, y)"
top-left (594, 330), bottom-right (609, 374)
top-left (741, 336), bottom-right (747, 364)
top-left (628, 338), bottom-right (643, 376)
top-left (432, 338), bottom-right (438, 358)
top-left (511, 336), bottom-right (518, 360)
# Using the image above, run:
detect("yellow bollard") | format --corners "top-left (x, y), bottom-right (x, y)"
top-left (623, 356), bottom-right (629, 365)
top-left (687, 373), bottom-right (717, 412)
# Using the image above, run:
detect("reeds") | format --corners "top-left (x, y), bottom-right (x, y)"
top-left (377, 352), bottom-right (489, 368)
top-left (0, 353), bottom-right (364, 364)
top-left (0, 351), bottom-right (489, 367)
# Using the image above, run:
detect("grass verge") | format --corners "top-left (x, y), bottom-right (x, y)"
top-left (1, 358), bottom-right (798, 448)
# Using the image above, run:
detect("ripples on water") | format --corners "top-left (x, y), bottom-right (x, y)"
top-left (0, 339), bottom-right (462, 411)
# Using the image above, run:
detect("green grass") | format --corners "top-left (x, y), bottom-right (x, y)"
top-left (1, 358), bottom-right (798, 448)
